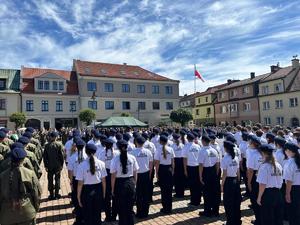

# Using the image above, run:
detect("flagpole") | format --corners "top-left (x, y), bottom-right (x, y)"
top-left (194, 64), bottom-right (196, 93)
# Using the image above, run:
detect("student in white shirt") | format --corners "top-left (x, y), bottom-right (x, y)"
top-left (171, 133), bottom-right (185, 198)
top-left (111, 140), bottom-right (138, 225)
top-left (221, 141), bottom-right (242, 225)
top-left (266, 133), bottom-right (276, 149)
top-left (151, 128), bottom-right (161, 150)
top-left (180, 129), bottom-right (187, 145)
top-left (123, 133), bottom-right (135, 154)
top-left (154, 135), bottom-right (175, 214)
top-left (240, 132), bottom-right (250, 197)
top-left (283, 142), bottom-right (300, 225)
top-left (131, 136), bottom-right (153, 218)
top-left (76, 143), bottom-right (107, 225)
top-left (257, 144), bottom-right (283, 225)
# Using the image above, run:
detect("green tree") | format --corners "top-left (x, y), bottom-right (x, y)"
top-left (9, 112), bottom-right (26, 129)
top-left (79, 109), bottom-right (96, 126)
top-left (120, 112), bottom-right (131, 117)
top-left (170, 108), bottom-right (193, 126)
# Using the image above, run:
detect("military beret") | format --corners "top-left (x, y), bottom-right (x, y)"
top-left (266, 133), bottom-right (275, 140)
top-left (25, 127), bottom-right (35, 133)
top-left (0, 128), bottom-right (9, 134)
top-left (274, 137), bottom-right (286, 146)
top-left (192, 131), bottom-right (199, 138)
top-left (11, 147), bottom-right (27, 162)
top-left (284, 142), bottom-right (300, 153)
top-left (133, 131), bottom-right (140, 138)
top-left (161, 131), bottom-right (169, 137)
top-left (153, 127), bottom-right (160, 133)
top-left (85, 143), bottom-right (97, 153)
top-left (94, 131), bottom-right (101, 138)
top-left (104, 138), bottom-right (114, 145)
top-left (260, 144), bottom-right (274, 153)
top-left (50, 131), bottom-right (58, 138)
top-left (193, 128), bottom-right (200, 133)
top-left (11, 142), bottom-right (24, 149)
top-left (159, 135), bottom-right (168, 143)
top-left (18, 136), bottom-right (30, 145)
top-left (110, 129), bottom-right (117, 134)
top-left (23, 132), bottom-right (32, 139)
top-left (123, 133), bottom-right (131, 142)
top-left (116, 133), bottom-right (123, 141)
top-left (76, 139), bottom-right (86, 147)
top-left (201, 135), bottom-right (211, 143)
top-left (186, 132), bottom-right (195, 140)
top-left (179, 130), bottom-right (186, 135)
top-left (209, 134), bottom-right (217, 140)
top-left (72, 130), bottom-right (80, 137)
top-left (117, 139), bottom-right (128, 149)
top-left (248, 135), bottom-right (261, 145)
top-left (167, 128), bottom-right (173, 133)
top-left (0, 131), bottom-right (6, 139)
top-left (242, 132), bottom-right (249, 140)
top-left (172, 133), bottom-right (180, 140)
top-left (226, 134), bottom-right (236, 143)
top-left (91, 129), bottom-right (96, 134)
top-left (99, 134), bottom-right (107, 140)
top-left (224, 140), bottom-right (235, 150)
top-left (142, 132), bottom-right (149, 140)
top-left (136, 136), bottom-right (146, 145)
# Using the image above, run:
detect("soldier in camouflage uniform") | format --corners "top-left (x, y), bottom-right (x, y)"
top-left (23, 132), bottom-right (43, 164)
top-left (0, 128), bottom-right (14, 147)
top-left (43, 131), bottom-right (65, 200)
top-left (0, 131), bottom-right (10, 160)
top-left (0, 147), bottom-right (41, 225)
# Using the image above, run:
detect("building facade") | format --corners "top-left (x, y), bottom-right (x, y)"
top-left (259, 58), bottom-right (300, 127)
top-left (179, 93), bottom-right (198, 127)
top-left (73, 60), bottom-right (180, 126)
top-left (0, 69), bottom-right (21, 129)
top-left (21, 67), bottom-right (79, 130)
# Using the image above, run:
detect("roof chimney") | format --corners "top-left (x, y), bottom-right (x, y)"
top-left (123, 63), bottom-right (127, 66)
top-left (270, 65), bottom-right (280, 73)
top-left (227, 79), bottom-right (232, 84)
top-left (250, 72), bottom-right (255, 79)
top-left (292, 55), bottom-right (299, 69)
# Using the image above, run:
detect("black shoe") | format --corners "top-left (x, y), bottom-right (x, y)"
top-left (188, 202), bottom-right (200, 207)
top-left (199, 211), bottom-right (212, 217)
top-left (48, 194), bottom-right (55, 200)
top-left (160, 209), bottom-right (172, 214)
top-left (212, 212), bottom-right (220, 217)
top-left (174, 194), bottom-right (184, 198)
top-left (55, 194), bottom-right (61, 199)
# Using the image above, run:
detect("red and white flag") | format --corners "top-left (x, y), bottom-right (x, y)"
top-left (194, 66), bottom-right (205, 82)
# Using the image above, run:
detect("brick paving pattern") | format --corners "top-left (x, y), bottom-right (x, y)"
top-left (37, 165), bottom-right (256, 225)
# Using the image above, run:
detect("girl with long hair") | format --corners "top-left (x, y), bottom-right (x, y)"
top-left (111, 140), bottom-right (138, 225)
top-left (257, 144), bottom-right (283, 225)
top-left (76, 144), bottom-right (107, 225)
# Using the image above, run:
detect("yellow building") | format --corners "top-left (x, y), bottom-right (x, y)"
top-left (193, 84), bottom-right (227, 126)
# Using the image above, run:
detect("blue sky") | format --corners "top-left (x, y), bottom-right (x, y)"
top-left (1, 0), bottom-right (300, 94)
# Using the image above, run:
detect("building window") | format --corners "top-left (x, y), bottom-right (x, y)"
top-left (137, 85), bottom-right (145, 93)
top-left (263, 101), bottom-right (270, 110)
top-left (153, 102), bottom-right (160, 110)
top-left (274, 83), bottom-right (283, 93)
top-left (264, 117), bottom-right (271, 125)
top-left (243, 102), bottom-right (251, 111)
top-left (87, 82), bottom-right (97, 91)
top-left (277, 117), bottom-right (284, 125)
top-left (152, 85), bottom-right (159, 94)
top-left (0, 79), bottom-right (6, 90)
top-left (105, 101), bottom-right (114, 110)
top-left (70, 101), bottom-right (76, 112)
top-left (41, 100), bottom-right (49, 112)
top-left (198, 98), bottom-right (201, 104)
top-left (221, 105), bottom-right (227, 114)
top-left (229, 103), bottom-right (238, 112)
top-left (59, 81), bottom-right (64, 91)
top-left (56, 100), bottom-right (63, 112)
top-left (26, 100), bottom-right (34, 111)
top-left (289, 98), bottom-right (298, 107)
top-left (53, 81), bottom-right (58, 90)
top-left (275, 100), bottom-right (283, 109)
top-left (205, 97), bottom-right (208, 102)
top-left (262, 86), bottom-right (269, 95)
top-left (88, 101), bottom-right (97, 110)
top-left (38, 80), bottom-right (43, 90)
top-left (165, 86), bottom-right (173, 95)
top-left (196, 109), bottom-right (199, 115)
top-left (104, 83), bottom-right (113, 92)
top-left (166, 102), bottom-right (173, 110)
top-left (242, 86), bottom-right (249, 94)
top-left (122, 84), bottom-right (130, 93)
top-left (218, 92), bottom-right (224, 99)
top-left (230, 90), bottom-right (237, 98)
top-left (122, 101), bottom-right (130, 110)
top-left (138, 102), bottom-right (146, 110)
top-left (44, 81), bottom-right (50, 90)
top-left (0, 99), bottom-right (6, 110)
top-left (207, 107), bottom-right (211, 115)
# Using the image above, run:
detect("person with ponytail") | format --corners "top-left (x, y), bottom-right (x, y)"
top-left (67, 138), bottom-right (87, 225)
top-left (154, 135), bottom-right (175, 214)
top-left (283, 142), bottom-right (300, 225)
top-left (76, 143), bottom-right (107, 225)
top-left (221, 140), bottom-right (242, 225)
top-left (0, 147), bottom-right (41, 225)
top-left (256, 144), bottom-right (283, 225)
top-left (111, 140), bottom-right (139, 225)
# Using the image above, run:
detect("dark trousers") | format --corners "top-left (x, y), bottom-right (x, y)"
top-left (115, 177), bottom-right (135, 225)
top-left (250, 172), bottom-right (261, 225)
top-left (260, 188), bottom-right (283, 225)
top-left (158, 164), bottom-right (173, 212)
top-left (81, 183), bottom-right (103, 225)
top-left (223, 177), bottom-right (242, 225)
top-left (187, 165), bottom-right (201, 205)
top-left (202, 165), bottom-right (220, 214)
top-left (149, 165), bottom-right (155, 202)
top-left (241, 158), bottom-right (250, 195)
top-left (104, 169), bottom-right (117, 220)
top-left (287, 186), bottom-right (300, 225)
top-left (174, 158), bottom-right (185, 197)
top-left (280, 182), bottom-right (288, 220)
top-left (72, 178), bottom-right (84, 225)
top-left (47, 170), bottom-right (61, 195)
top-left (136, 171), bottom-right (150, 217)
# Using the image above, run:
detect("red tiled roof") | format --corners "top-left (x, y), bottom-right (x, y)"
top-left (73, 59), bottom-right (178, 82)
top-left (21, 67), bottom-right (78, 95)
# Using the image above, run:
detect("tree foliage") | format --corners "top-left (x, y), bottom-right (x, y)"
top-left (79, 109), bottom-right (96, 126)
top-left (120, 112), bottom-right (131, 117)
top-left (170, 109), bottom-right (193, 126)
top-left (9, 112), bottom-right (26, 129)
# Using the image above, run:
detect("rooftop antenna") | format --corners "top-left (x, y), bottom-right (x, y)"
top-left (293, 55), bottom-right (298, 59)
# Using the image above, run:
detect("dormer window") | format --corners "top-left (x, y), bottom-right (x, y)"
top-left (59, 81), bottom-right (64, 91)
top-left (53, 81), bottom-right (58, 90)
top-left (85, 67), bottom-right (90, 74)
top-left (44, 81), bottom-right (50, 90)
top-left (0, 79), bottom-right (6, 90)
top-left (38, 80), bottom-right (43, 90)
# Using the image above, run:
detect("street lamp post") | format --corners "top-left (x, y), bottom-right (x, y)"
top-left (91, 91), bottom-right (97, 128)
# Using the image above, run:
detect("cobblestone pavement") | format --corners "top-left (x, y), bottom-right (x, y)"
top-left (37, 165), bottom-right (256, 225)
